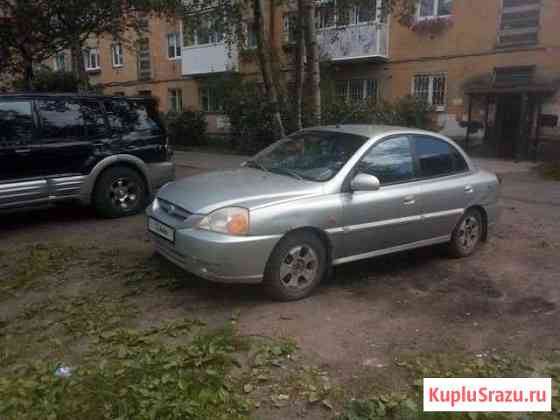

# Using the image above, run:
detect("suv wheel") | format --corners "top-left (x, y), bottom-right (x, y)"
top-left (264, 231), bottom-right (327, 301)
top-left (93, 166), bottom-right (147, 218)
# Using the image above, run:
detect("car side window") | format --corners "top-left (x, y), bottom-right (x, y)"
top-left (37, 99), bottom-right (85, 142)
top-left (357, 136), bottom-right (415, 185)
top-left (414, 136), bottom-right (457, 178)
top-left (0, 100), bottom-right (34, 147)
top-left (451, 146), bottom-right (469, 173)
top-left (81, 101), bottom-right (109, 139)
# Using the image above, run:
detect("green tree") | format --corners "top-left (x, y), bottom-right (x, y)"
top-left (0, 0), bottom-right (181, 91)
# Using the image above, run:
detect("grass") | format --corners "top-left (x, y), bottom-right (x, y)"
top-left (0, 324), bottom-right (253, 420)
top-left (0, 243), bottom-right (305, 420)
top-left (0, 243), bottom-right (80, 298)
top-left (335, 352), bottom-right (560, 420)
top-left (537, 162), bottom-right (560, 181)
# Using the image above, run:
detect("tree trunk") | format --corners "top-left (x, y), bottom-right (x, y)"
top-left (22, 57), bottom-right (33, 92)
top-left (267, 0), bottom-right (285, 117)
top-left (295, 0), bottom-right (306, 130)
top-left (70, 37), bottom-right (88, 92)
top-left (304, 0), bottom-right (321, 125)
top-left (254, 0), bottom-right (286, 138)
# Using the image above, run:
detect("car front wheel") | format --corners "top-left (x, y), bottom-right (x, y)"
top-left (264, 231), bottom-right (327, 301)
top-left (93, 166), bottom-right (147, 218)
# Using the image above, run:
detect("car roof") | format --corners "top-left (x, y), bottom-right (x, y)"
top-left (0, 92), bottom-right (153, 101)
top-left (304, 124), bottom-right (441, 139)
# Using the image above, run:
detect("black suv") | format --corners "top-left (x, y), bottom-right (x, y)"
top-left (0, 94), bottom-right (175, 217)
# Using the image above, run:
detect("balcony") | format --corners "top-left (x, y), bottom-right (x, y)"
top-left (317, 22), bottom-right (388, 62)
top-left (182, 43), bottom-right (238, 76)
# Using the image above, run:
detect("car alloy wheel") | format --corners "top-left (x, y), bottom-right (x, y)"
top-left (279, 245), bottom-right (319, 291)
top-left (457, 214), bottom-right (481, 253)
top-left (109, 177), bottom-right (140, 210)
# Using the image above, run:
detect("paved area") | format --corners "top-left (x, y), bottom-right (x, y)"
top-left (173, 150), bottom-right (248, 170)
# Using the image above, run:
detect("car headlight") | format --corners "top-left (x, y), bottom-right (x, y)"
top-left (197, 207), bottom-right (249, 236)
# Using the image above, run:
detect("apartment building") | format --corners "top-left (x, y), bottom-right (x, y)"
top-left (324, 0), bottom-right (560, 159)
top-left (49, 17), bottom-right (199, 117)
top-left (44, 0), bottom-right (560, 159)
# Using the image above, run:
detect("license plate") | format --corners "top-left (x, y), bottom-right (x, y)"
top-left (148, 218), bottom-right (175, 242)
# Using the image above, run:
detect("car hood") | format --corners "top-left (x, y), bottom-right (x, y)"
top-left (157, 168), bottom-right (323, 214)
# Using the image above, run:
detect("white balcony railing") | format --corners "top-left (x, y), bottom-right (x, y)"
top-left (317, 22), bottom-right (388, 62)
top-left (182, 43), bottom-right (238, 76)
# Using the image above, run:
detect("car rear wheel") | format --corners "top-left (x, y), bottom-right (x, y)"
top-left (448, 208), bottom-right (483, 258)
top-left (93, 166), bottom-right (147, 218)
top-left (264, 231), bottom-right (327, 301)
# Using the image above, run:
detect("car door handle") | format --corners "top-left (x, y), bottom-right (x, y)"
top-left (464, 185), bottom-right (474, 194)
top-left (15, 148), bottom-right (31, 154)
top-left (403, 195), bottom-right (416, 205)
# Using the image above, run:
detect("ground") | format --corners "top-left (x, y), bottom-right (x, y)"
top-left (1, 162), bottom-right (559, 419)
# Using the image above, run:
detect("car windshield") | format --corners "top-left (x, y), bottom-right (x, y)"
top-left (249, 131), bottom-right (368, 182)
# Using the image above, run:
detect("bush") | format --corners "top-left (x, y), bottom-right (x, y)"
top-left (165, 110), bottom-right (208, 147)
top-left (322, 94), bottom-right (436, 131)
top-left (218, 76), bottom-right (278, 154)
top-left (13, 67), bottom-right (80, 93)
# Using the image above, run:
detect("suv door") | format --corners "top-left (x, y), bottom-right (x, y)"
top-left (411, 135), bottom-right (473, 240)
top-left (341, 135), bottom-right (423, 258)
top-left (34, 98), bottom-right (95, 178)
top-left (0, 98), bottom-right (49, 209)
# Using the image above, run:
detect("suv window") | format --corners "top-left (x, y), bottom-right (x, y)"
top-left (0, 100), bottom-right (34, 147)
top-left (81, 100), bottom-right (109, 139)
top-left (414, 136), bottom-right (458, 178)
top-left (357, 136), bottom-right (415, 185)
top-left (37, 99), bottom-right (85, 141)
top-left (105, 99), bottom-right (163, 134)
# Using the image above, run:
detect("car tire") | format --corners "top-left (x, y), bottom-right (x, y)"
top-left (93, 166), bottom-right (147, 218)
top-left (448, 208), bottom-right (484, 258)
top-left (263, 231), bottom-right (327, 301)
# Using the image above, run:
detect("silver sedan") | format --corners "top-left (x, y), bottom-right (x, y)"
top-left (147, 125), bottom-right (500, 301)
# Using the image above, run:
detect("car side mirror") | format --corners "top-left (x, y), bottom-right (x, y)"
top-left (350, 173), bottom-right (380, 192)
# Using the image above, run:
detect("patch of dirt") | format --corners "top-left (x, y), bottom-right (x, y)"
top-left (1, 167), bottom-right (560, 419)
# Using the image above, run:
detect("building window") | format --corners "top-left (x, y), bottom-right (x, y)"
top-left (336, 79), bottom-right (378, 103)
top-left (138, 90), bottom-right (152, 97)
top-left (113, 92), bottom-right (125, 96)
top-left (84, 48), bottom-right (101, 71)
top-left (418, 0), bottom-right (453, 19)
top-left (112, 43), bottom-right (124, 67)
top-left (169, 89), bottom-right (183, 113)
top-left (318, 0), bottom-right (377, 28)
top-left (317, 4), bottom-right (335, 29)
top-left (137, 39), bottom-right (151, 81)
top-left (413, 74), bottom-right (446, 110)
top-left (199, 87), bottom-right (222, 112)
top-left (246, 23), bottom-right (258, 48)
top-left (54, 53), bottom-right (66, 72)
top-left (185, 18), bottom-right (224, 47)
top-left (167, 33), bottom-right (182, 59)
top-left (498, 0), bottom-right (541, 47)
top-left (282, 14), bottom-right (297, 44)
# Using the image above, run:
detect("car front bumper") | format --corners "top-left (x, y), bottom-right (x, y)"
top-left (148, 216), bottom-right (282, 284)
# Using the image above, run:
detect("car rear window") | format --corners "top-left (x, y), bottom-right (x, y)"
top-left (105, 99), bottom-right (164, 134)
